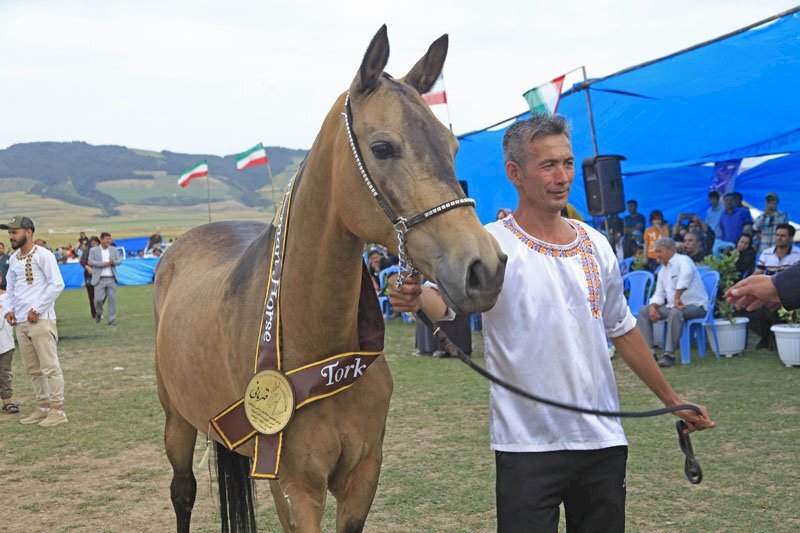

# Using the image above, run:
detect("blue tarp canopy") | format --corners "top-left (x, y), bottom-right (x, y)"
top-left (59, 257), bottom-right (160, 289)
top-left (455, 8), bottom-right (800, 224)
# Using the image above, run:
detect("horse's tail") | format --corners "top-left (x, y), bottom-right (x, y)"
top-left (215, 442), bottom-right (258, 532)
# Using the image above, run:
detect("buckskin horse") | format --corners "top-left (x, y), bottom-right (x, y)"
top-left (154, 26), bottom-right (506, 532)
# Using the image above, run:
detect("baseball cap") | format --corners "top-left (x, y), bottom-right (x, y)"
top-left (765, 192), bottom-right (779, 201)
top-left (0, 215), bottom-right (35, 231)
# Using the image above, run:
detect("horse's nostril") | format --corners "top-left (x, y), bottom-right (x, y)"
top-left (466, 259), bottom-right (485, 292)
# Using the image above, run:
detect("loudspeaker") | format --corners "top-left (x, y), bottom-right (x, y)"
top-left (582, 155), bottom-right (626, 216)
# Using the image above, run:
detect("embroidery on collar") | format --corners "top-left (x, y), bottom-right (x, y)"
top-left (503, 217), bottom-right (602, 318)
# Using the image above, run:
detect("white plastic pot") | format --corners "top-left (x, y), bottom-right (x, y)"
top-left (705, 317), bottom-right (749, 357)
top-left (771, 324), bottom-right (800, 367)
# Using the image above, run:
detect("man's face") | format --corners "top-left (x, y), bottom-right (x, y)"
top-left (687, 221), bottom-right (699, 233)
top-left (507, 135), bottom-right (575, 214)
top-left (8, 228), bottom-right (31, 250)
top-left (765, 199), bottom-right (778, 213)
top-left (654, 245), bottom-right (674, 265)
top-left (101, 235), bottom-right (112, 247)
top-left (684, 234), bottom-right (700, 254)
top-left (369, 254), bottom-right (381, 271)
top-left (627, 203), bottom-right (637, 216)
top-left (775, 229), bottom-right (792, 248)
top-left (709, 194), bottom-right (719, 208)
top-left (724, 196), bottom-right (734, 210)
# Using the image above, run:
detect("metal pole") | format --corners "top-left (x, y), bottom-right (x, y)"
top-left (206, 174), bottom-right (212, 223)
top-left (581, 66), bottom-right (600, 156)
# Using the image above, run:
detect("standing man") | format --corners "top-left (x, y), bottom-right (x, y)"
top-left (704, 190), bottom-right (723, 238)
top-left (88, 232), bottom-right (121, 325)
top-left (623, 200), bottom-right (645, 241)
top-left (1, 216), bottom-right (67, 426)
top-left (752, 192), bottom-right (788, 251)
top-left (390, 115), bottom-right (714, 532)
top-left (0, 242), bottom-right (9, 290)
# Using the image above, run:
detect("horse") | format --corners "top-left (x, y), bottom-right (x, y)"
top-left (154, 26), bottom-right (507, 532)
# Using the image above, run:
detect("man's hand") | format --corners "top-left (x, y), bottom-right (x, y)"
top-left (726, 274), bottom-right (780, 311)
top-left (648, 305), bottom-right (660, 322)
top-left (4, 312), bottom-right (16, 326)
top-left (675, 295), bottom-right (685, 309)
top-left (671, 399), bottom-right (716, 435)
top-left (388, 274), bottom-right (422, 313)
top-left (27, 309), bottom-right (40, 324)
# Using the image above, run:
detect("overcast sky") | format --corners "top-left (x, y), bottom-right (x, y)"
top-left (1, 0), bottom-right (797, 155)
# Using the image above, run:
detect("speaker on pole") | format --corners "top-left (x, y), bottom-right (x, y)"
top-left (582, 155), bottom-right (626, 216)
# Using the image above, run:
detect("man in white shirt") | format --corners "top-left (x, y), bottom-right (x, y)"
top-left (1, 216), bottom-right (67, 426)
top-left (390, 116), bottom-right (714, 532)
top-left (637, 237), bottom-right (708, 367)
top-left (88, 232), bottom-right (121, 325)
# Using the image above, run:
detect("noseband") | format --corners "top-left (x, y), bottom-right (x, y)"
top-left (342, 93), bottom-right (475, 283)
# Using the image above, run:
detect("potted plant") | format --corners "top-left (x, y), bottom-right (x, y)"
top-left (701, 250), bottom-right (749, 357)
top-left (771, 307), bottom-right (800, 367)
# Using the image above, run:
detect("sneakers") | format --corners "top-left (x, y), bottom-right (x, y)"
top-left (20, 408), bottom-right (49, 425)
top-left (39, 409), bottom-right (68, 427)
top-left (657, 354), bottom-right (677, 367)
top-left (95, 314), bottom-right (102, 324)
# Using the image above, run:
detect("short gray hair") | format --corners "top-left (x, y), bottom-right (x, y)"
top-left (654, 236), bottom-right (676, 250)
top-left (503, 114), bottom-right (571, 166)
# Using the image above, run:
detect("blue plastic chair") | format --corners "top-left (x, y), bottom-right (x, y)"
top-left (619, 257), bottom-right (635, 275)
top-left (653, 264), bottom-right (663, 275)
top-left (377, 266), bottom-right (412, 323)
top-left (662, 270), bottom-right (721, 364)
top-left (697, 265), bottom-right (711, 275)
top-left (622, 270), bottom-right (655, 315)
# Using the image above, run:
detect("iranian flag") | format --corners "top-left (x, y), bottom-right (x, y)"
top-left (523, 75), bottom-right (566, 115)
top-left (177, 160), bottom-right (208, 188)
top-left (236, 143), bottom-right (269, 170)
top-left (422, 73), bottom-right (447, 106)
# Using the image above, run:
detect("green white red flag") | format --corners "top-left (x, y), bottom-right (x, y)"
top-left (523, 75), bottom-right (566, 115)
top-left (422, 73), bottom-right (447, 106)
top-left (178, 160), bottom-right (208, 188)
top-left (236, 143), bottom-right (269, 170)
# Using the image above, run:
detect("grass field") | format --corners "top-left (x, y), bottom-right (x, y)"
top-left (0, 285), bottom-right (798, 532)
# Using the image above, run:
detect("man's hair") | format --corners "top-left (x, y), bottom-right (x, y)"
top-left (654, 236), bottom-right (676, 250)
top-left (708, 191), bottom-right (720, 200)
top-left (649, 209), bottom-right (663, 223)
top-left (502, 114), bottom-right (570, 166)
top-left (100, 232), bottom-right (111, 239)
top-left (723, 193), bottom-right (735, 199)
top-left (776, 223), bottom-right (796, 238)
top-left (627, 199), bottom-right (638, 206)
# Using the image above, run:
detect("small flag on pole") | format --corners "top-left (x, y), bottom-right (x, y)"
top-left (422, 73), bottom-right (447, 106)
top-left (523, 75), bottom-right (566, 115)
top-left (178, 160), bottom-right (209, 188)
top-left (236, 143), bottom-right (269, 171)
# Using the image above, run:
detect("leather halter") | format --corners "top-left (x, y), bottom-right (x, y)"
top-left (342, 93), bottom-right (475, 280)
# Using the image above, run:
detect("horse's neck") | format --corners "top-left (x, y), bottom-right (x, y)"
top-left (279, 163), bottom-right (365, 368)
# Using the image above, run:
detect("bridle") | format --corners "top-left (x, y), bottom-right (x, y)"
top-left (342, 93), bottom-right (475, 282)
top-left (342, 91), bottom-right (703, 484)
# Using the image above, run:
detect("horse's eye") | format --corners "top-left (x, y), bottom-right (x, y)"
top-left (370, 142), bottom-right (395, 160)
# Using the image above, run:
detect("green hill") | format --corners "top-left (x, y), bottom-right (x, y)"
top-left (0, 141), bottom-right (307, 215)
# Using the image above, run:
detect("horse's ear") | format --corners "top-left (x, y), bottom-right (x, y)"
top-left (402, 34), bottom-right (448, 95)
top-left (352, 25), bottom-right (390, 96)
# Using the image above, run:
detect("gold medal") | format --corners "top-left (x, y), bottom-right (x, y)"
top-left (244, 370), bottom-right (295, 435)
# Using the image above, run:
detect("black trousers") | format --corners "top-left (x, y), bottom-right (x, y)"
top-left (496, 446), bottom-right (627, 533)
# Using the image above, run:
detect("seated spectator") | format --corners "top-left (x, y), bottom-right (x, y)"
top-left (682, 231), bottom-right (708, 264)
top-left (753, 224), bottom-right (800, 276)
top-left (716, 193), bottom-right (750, 256)
top-left (137, 250), bottom-right (145, 258)
top-left (623, 200), bottom-right (646, 240)
top-left (366, 249), bottom-right (382, 292)
top-left (636, 237), bottom-right (708, 367)
top-left (643, 210), bottom-right (669, 271)
top-left (753, 192), bottom-right (788, 252)
top-left (734, 234), bottom-right (757, 278)
top-left (153, 248), bottom-right (163, 257)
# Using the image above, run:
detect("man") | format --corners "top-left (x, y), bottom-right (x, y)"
top-left (727, 262), bottom-right (800, 312)
top-left (753, 224), bottom-right (800, 276)
top-left (749, 224), bottom-right (800, 349)
top-left (76, 231), bottom-right (89, 250)
top-left (636, 237), bottom-right (709, 367)
top-left (0, 242), bottom-right (8, 290)
top-left (753, 192), bottom-right (789, 251)
top-left (682, 231), bottom-right (708, 264)
top-left (704, 190), bottom-right (723, 237)
top-left (88, 232), bottom-right (121, 325)
top-left (718, 193), bottom-right (750, 249)
top-left (623, 200), bottom-right (645, 240)
top-left (390, 115), bottom-right (714, 532)
top-left (1, 215), bottom-right (67, 426)
top-left (147, 228), bottom-right (163, 254)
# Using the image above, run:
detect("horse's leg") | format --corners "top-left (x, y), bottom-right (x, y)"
top-left (269, 476), bottom-right (328, 532)
top-left (164, 410), bottom-right (198, 533)
top-left (331, 453), bottom-right (383, 533)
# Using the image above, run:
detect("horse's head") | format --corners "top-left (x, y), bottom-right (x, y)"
top-left (330, 26), bottom-right (506, 314)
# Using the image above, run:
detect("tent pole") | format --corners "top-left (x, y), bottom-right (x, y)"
top-left (581, 66), bottom-right (600, 157)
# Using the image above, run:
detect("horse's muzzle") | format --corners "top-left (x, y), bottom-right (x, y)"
top-left (435, 250), bottom-right (506, 315)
